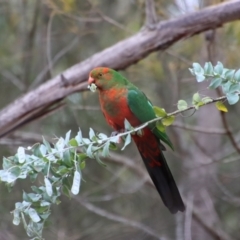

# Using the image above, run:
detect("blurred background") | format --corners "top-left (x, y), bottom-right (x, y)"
top-left (0, 0), bottom-right (240, 239)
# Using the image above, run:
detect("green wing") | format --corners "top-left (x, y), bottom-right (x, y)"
top-left (127, 88), bottom-right (173, 150)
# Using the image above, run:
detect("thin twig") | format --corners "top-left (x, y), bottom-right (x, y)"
top-left (184, 194), bottom-right (194, 240)
top-left (75, 197), bottom-right (162, 239)
top-left (172, 122), bottom-right (228, 134)
top-left (31, 37), bottom-right (79, 89)
top-left (144, 0), bottom-right (158, 29)
top-left (218, 105), bottom-right (240, 154)
top-left (1, 71), bottom-right (26, 91)
top-left (97, 10), bottom-right (133, 34)
top-left (46, 11), bottom-right (55, 78)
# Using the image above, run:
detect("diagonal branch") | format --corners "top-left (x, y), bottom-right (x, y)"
top-left (75, 196), bottom-right (162, 239)
top-left (0, 0), bottom-right (240, 137)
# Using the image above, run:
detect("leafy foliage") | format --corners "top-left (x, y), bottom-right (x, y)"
top-left (189, 61), bottom-right (240, 105)
top-left (0, 130), bottom-right (122, 240)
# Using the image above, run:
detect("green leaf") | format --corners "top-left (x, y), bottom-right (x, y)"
top-left (65, 130), bottom-right (71, 144)
top-left (86, 143), bottom-right (94, 158)
top-left (153, 106), bottom-right (167, 117)
top-left (29, 172), bottom-right (38, 182)
top-left (95, 153), bottom-right (107, 167)
top-left (63, 149), bottom-right (72, 167)
top-left (156, 120), bottom-right (165, 132)
top-left (121, 134), bottom-right (131, 150)
top-left (204, 62), bottom-right (213, 75)
top-left (75, 130), bottom-right (83, 144)
top-left (1, 167), bottom-right (21, 183)
top-left (69, 138), bottom-right (78, 147)
top-left (215, 101), bottom-right (228, 112)
top-left (62, 176), bottom-right (72, 190)
top-left (226, 93), bottom-right (239, 105)
top-left (201, 97), bottom-right (212, 104)
top-left (28, 208), bottom-right (41, 223)
top-left (71, 170), bottom-right (81, 195)
top-left (124, 119), bottom-right (132, 130)
top-left (98, 133), bottom-right (108, 140)
top-left (17, 147), bottom-right (25, 163)
top-left (31, 186), bottom-right (42, 194)
top-left (62, 185), bottom-right (71, 198)
top-left (44, 177), bottom-right (53, 197)
top-left (102, 141), bottom-right (110, 157)
top-left (229, 83), bottom-right (240, 93)
top-left (192, 92), bottom-right (201, 104)
top-left (40, 201), bottom-right (50, 207)
top-left (162, 116), bottom-right (175, 126)
top-left (209, 78), bottom-right (222, 89)
top-left (89, 128), bottom-right (95, 140)
top-left (177, 100), bottom-right (188, 110)
top-left (77, 153), bottom-right (87, 161)
top-left (109, 142), bottom-right (117, 150)
top-left (234, 69), bottom-right (240, 82)
top-left (55, 137), bottom-right (65, 151)
top-left (225, 69), bottom-right (235, 80)
top-left (32, 144), bottom-right (42, 158)
top-left (39, 145), bottom-right (47, 156)
top-left (214, 62), bottom-right (223, 75)
top-left (192, 62), bottom-right (204, 74)
top-left (39, 212), bottom-right (50, 220)
top-left (82, 138), bottom-right (91, 145)
top-left (188, 68), bottom-right (194, 75)
top-left (56, 166), bottom-right (68, 175)
top-left (28, 193), bottom-right (41, 202)
top-left (80, 161), bottom-right (86, 170)
top-left (196, 73), bottom-right (205, 82)
top-left (12, 209), bottom-right (20, 225)
top-left (222, 82), bottom-right (231, 94)
top-left (42, 137), bottom-right (51, 152)
top-left (2, 157), bottom-right (13, 170)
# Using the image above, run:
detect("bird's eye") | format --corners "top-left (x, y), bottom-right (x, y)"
top-left (98, 73), bottom-right (103, 77)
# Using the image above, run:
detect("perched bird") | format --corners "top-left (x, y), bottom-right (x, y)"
top-left (88, 67), bottom-right (185, 214)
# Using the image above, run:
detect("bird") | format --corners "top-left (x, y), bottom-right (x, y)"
top-left (88, 67), bottom-right (185, 214)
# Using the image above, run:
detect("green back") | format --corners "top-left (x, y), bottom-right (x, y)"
top-left (127, 88), bottom-right (173, 149)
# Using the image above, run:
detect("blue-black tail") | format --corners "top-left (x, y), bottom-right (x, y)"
top-left (133, 134), bottom-right (185, 214)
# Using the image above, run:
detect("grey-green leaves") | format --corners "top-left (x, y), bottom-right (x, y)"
top-left (190, 63), bottom-right (205, 82)
top-left (1, 127), bottom-right (137, 239)
top-left (71, 170), bottom-right (81, 195)
top-left (190, 61), bottom-right (240, 105)
top-left (177, 100), bottom-right (188, 110)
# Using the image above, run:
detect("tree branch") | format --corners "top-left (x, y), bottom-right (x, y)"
top-left (0, 0), bottom-right (240, 137)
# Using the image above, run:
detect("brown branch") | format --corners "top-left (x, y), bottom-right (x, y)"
top-left (0, 0), bottom-right (240, 137)
top-left (218, 105), bottom-right (240, 154)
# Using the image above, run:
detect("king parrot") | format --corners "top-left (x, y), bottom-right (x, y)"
top-left (88, 67), bottom-right (185, 214)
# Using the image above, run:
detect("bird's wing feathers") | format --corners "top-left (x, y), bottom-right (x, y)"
top-left (127, 88), bottom-right (173, 149)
